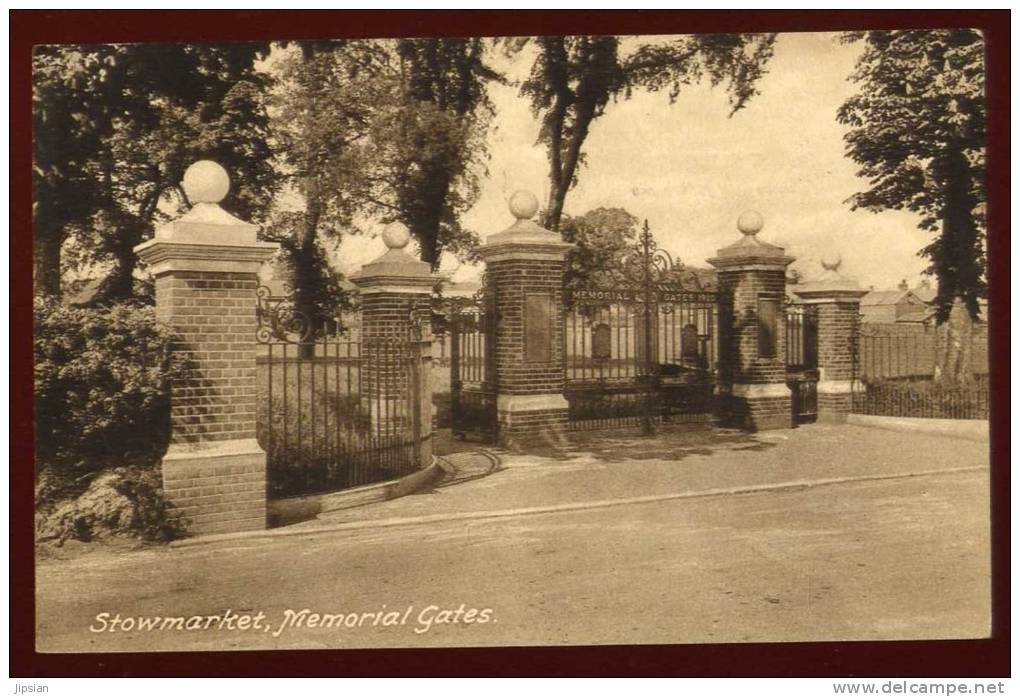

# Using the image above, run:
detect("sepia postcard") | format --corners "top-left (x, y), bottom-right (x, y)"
top-left (17, 9), bottom-right (1006, 679)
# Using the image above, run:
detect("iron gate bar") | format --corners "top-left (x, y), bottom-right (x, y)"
top-left (564, 220), bottom-right (720, 435)
top-left (255, 287), bottom-right (422, 498)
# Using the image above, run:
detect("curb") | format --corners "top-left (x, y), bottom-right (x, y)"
top-left (170, 465), bottom-right (986, 550)
top-left (847, 414), bottom-right (989, 442)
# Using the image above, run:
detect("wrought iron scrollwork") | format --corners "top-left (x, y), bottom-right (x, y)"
top-left (256, 285), bottom-right (314, 343)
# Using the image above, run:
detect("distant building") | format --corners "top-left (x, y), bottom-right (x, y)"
top-left (861, 278), bottom-right (987, 325)
top-left (860, 280), bottom-right (928, 324)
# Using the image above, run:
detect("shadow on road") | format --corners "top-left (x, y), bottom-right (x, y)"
top-left (508, 425), bottom-right (778, 464)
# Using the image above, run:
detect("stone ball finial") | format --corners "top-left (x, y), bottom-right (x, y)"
top-left (737, 210), bottom-right (764, 236)
top-left (182, 160), bottom-right (230, 204)
top-left (509, 190), bottom-right (539, 221)
top-left (821, 254), bottom-right (842, 273)
top-left (382, 221), bottom-right (411, 250)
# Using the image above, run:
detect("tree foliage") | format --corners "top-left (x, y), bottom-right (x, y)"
top-left (32, 42), bottom-right (277, 301)
top-left (837, 30), bottom-right (986, 324)
top-left (560, 206), bottom-right (640, 297)
top-left (33, 296), bottom-right (186, 477)
top-left (264, 41), bottom-right (386, 326)
top-left (513, 33), bottom-right (776, 231)
top-left (366, 38), bottom-right (503, 268)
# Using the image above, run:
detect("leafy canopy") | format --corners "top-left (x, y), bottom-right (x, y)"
top-left (837, 30), bottom-right (986, 321)
top-left (512, 34), bottom-right (776, 231)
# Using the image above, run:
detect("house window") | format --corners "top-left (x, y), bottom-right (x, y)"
top-left (757, 295), bottom-right (779, 358)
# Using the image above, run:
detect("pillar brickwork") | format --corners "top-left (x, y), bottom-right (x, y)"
top-left (793, 258), bottom-right (867, 423)
top-left (349, 223), bottom-right (435, 464)
top-left (478, 192), bottom-right (573, 449)
top-left (134, 161), bottom-right (278, 536)
top-left (708, 211), bottom-right (795, 431)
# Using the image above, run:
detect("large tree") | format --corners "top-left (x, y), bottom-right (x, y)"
top-left (513, 34), bottom-right (777, 231)
top-left (837, 30), bottom-right (986, 327)
top-left (32, 42), bottom-right (276, 302)
top-left (33, 46), bottom-right (112, 297)
top-left (367, 38), bottom-right (503, 268)
top-left (265, 40), bottom-right (387, 332)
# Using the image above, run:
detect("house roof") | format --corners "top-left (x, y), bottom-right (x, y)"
top-left (897, 308), bottom-right (937, 324)
top-left (860, 289), bottom-right (919, 307)
top-left (911, 286), bottom-right (937, 304)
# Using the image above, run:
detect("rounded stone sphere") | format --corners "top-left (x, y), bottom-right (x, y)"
top-left (737, 210), bottom-right (764, 236)
top-left (821, 254), bottom-right (842, 272)
top-left (382, 221), bottom-right (411, 249)
top-left (509, 190), bottom-right (539, 220)
top-left (182, 160), bottom-right (230, 204)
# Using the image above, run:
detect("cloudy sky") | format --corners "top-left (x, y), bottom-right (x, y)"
top-left (337, 32), bottom-right (935, 292)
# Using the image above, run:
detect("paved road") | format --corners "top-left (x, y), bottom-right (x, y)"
top-left (36, 468), bottom-right (990, 653)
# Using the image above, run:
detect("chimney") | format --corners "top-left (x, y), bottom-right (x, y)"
top-left (920, 279), bottom-right (931, 289)
top-left (898, 279), bottom-right (908, 291)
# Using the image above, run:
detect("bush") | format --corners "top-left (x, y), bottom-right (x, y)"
top-left (855, 375), bottom-right (990, 420)
top-left (36, 466), bottom-right (184, 544)
top-left (34, 297), bottom-right (186, 502)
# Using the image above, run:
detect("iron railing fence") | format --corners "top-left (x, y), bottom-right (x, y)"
top-left (851, 321), bottom-right (990, 420)
top-left (254, 288), bottom-right (423, 499)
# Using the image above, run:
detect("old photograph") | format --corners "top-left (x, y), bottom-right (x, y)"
top-left (29, 21), bottom-right (995, 662)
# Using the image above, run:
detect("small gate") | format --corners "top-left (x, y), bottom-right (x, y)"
top-left (447, 287), bottom-right (498, 442)
top-left (255, 287), bottom-right (426, 499)
top-left (785, 302), bottom-right (819, 425)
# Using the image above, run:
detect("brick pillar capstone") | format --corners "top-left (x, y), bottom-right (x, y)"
top-left (792, 256), bottom-right (867, 423)
top-left (478, 191), bottom-right (574, 449)
top-left (134, 161), bottom-right (278, 536)
top-left (349, 222), bottom-right (435, 465)
top-left (708, 210), bottom-right (795, 431)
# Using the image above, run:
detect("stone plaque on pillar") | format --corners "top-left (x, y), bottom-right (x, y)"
top-left (525, 293), bottom-right (553, 362)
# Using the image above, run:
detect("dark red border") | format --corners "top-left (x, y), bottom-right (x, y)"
top-left (10, 9), bottom-right (1010, 678)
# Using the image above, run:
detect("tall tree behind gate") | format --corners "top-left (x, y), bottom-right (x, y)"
top-left (837, 30), bottom-right (986, 382)
top-left (510, 33), bottom-right (777, 232)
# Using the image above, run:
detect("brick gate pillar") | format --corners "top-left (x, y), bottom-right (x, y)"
top-left (708, 211), bottom-right (795, 430)
top-left (349, 222), bottom-right (435, 463)
top-left (134, 161), bottom-right (278, 536)
top-left (478, 191), bottom-right (574, 449)
top-left (792, 257), bottom-right (867, 423)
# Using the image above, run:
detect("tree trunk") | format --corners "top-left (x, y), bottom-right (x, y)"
top-left (544, 100), bottom-right (595, 233)
top-left (937, 298), bottom-right (974, 384)
top-left (294, 188), bottom-right (321, 360)
top-left (33, 228), bottom-right (62, 298)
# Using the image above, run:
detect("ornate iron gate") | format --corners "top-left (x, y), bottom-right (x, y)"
top-left (785, 302), bottom-right (819, 425)
top-left (255, 287), bottom-right (425, 498)
top-left (565, 222), bottom-right (719, 435)
top-left (447, 287), bottom-right (498, 442)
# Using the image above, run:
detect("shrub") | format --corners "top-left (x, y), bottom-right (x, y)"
top-left (34, 297), bottom-right (186, 501)
top-left (36, 466), bottom-right (184, 544)
top-left (855, 375), bottom-right (990, 420)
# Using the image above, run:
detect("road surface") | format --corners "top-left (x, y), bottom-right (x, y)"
top-left (35, 468), bottom-right (990, 652)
